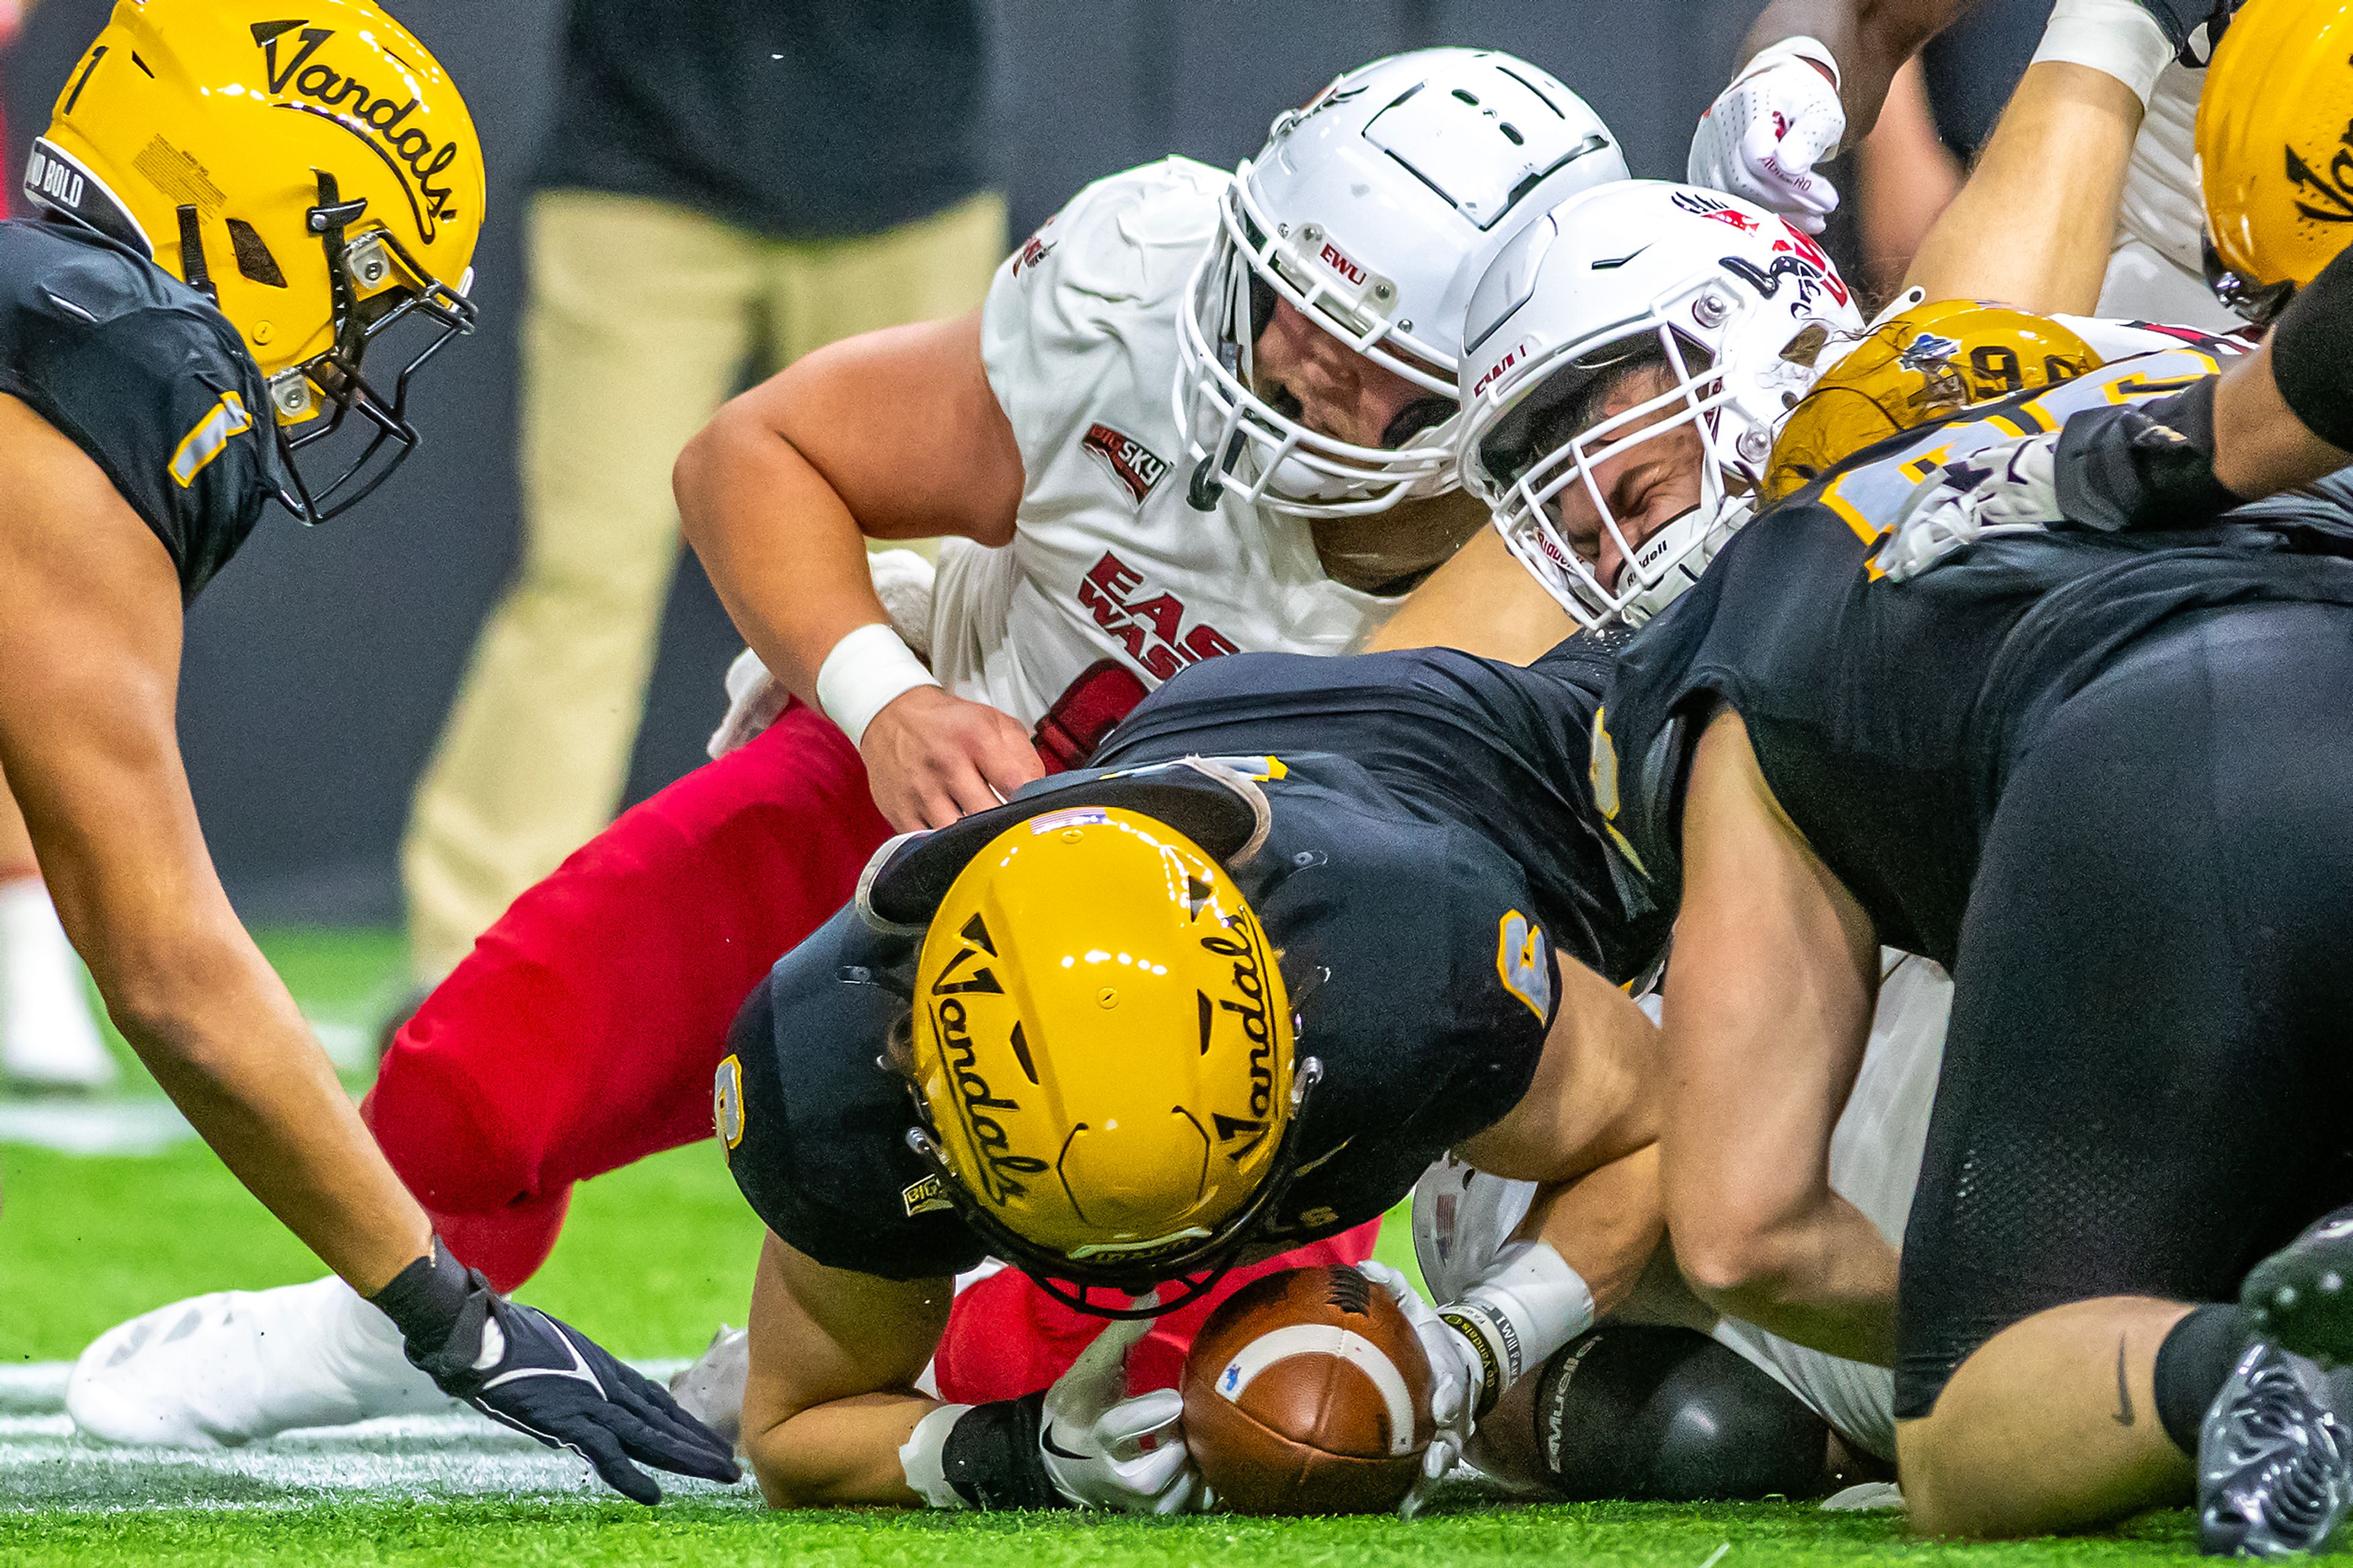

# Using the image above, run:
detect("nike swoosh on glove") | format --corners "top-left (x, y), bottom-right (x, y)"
top-left (1037, 1303), bottom-right (1203, 1514)
top-left (373, 1240), bottom-right (741, 1504)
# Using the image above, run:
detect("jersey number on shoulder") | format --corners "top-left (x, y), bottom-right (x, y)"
top-left (1813, 347), bottom-right (2224, 554)
top-left (169, 390), bottom-right (254, 488)
top-left (1496, 911), bottom-right (1552, 1023)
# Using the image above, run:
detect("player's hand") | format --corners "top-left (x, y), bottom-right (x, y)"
top-left (858, 685), bottom-right (1045, 832)
top-left (2131, 0), bottom-right (2239, 64)
top-left (1688, 42), bottom-right (1844, 233)
top-left (1037, 1309), bottom-right (1203, 1514)
top-left (1874, 434), bottom-right (2063, 581)
top-left (391, 1250), bottom-right (741, 1504)
top-left (1357, 1261), bottom-right (1481, 1507)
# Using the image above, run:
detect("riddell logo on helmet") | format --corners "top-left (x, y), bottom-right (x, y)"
top-left (252, 21), bottom-right (463, 242)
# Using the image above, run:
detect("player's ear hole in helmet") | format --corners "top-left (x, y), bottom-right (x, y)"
top-left (859, 767), bottom-right (1327, 1319)
top-left (22, 0), bottom-right (485, 522)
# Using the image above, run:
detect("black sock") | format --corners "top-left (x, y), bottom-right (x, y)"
top-left (2154, 1303), bottom-right (2251, 1456)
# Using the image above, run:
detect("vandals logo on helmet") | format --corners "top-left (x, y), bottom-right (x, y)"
top-left (1196, 900), bottom-right (1278, 1156)
top-left (2285, 124), bottom-right (2353, 225)
top-left (252, 21), bottom-right (464, 242)
top-left (928, 913), bottom-right (1050, 1205)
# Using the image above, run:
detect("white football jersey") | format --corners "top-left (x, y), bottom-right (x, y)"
top-left (931, 158), bottom-right (1400, 748)
top-left (2096, 61), bottom-right (2238, 331)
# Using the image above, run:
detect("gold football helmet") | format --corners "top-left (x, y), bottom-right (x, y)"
top-left (2198, 0), bottom-right (2353, 324)
top-left (901, 806), bottom-right (1317, 1317)
top-left (1762, 300), bottom-right (2100, 502)
top-left (23, 0), bottom-right (483, 519)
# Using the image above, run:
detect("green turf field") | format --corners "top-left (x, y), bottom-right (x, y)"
top-left (0, 928), bottom-right (2206, 1565)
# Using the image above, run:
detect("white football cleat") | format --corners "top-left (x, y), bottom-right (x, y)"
top-left (0, 878), bottom-right (118, 1091)
top-left (68, 1275), bottom-right (446, 1447)
top-left (669, 1324), bottom-right (748, 1449)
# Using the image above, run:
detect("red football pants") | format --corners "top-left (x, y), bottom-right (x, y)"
top-left (932, 1224), bottom-right (1384, 1405)
top-left (364, 703), bottom-right (892, 1290)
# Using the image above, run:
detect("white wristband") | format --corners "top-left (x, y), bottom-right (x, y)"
top-left (1738, 34), bottom-right (1841, 91)
top-left (816, 622), bottom-right (941, 749)
top-left (2030, 0), bottom-right (2174, 107)
top-left (898, 1401), bottom-right (976, 1509)
top-left (1441, 1240), bottom-right (1597, 1407)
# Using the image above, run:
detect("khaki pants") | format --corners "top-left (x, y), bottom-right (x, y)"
top-left (401, 188), bottom-right (1006, 980)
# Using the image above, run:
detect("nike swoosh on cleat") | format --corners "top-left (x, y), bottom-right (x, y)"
top-left (1039, 1424), bottom-right (1086, 1460)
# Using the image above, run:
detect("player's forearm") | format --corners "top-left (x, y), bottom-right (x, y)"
top-left (1524, 1143), bottom-right (1665, 1319)
top-left (1682, 1191), bottom-right (1899, 1366)
top-left (745, 1389), bottom-right (937, 1509)
top-left (2211, 338), bottom-right (2353, 499)
top-left (1737, 0), bottom-right (1974, 141)
top-left (676, 407), bottom-right (895, 708)
top-left (1901, 62), bottom-right (2143, 312)
top-left (86, 917), bottom-right (430, 1291)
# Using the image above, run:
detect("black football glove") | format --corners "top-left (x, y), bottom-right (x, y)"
top-left (371, 1239), bottom-right (741, 1504)
top-left (2131, 0), bottom-right (2240, 64)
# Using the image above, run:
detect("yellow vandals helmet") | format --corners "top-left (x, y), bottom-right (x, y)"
top-left (23, 0), bottom-right (483, 520)
top-left (1762, 300), bottom-right (2099, 503)
top-left (2198, 0), bottom-right (2353, 324)
top-left (902, 805), bottom-right (1316, 1318)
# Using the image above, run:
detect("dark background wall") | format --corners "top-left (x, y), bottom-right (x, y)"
top-left (3, 0), bottom-right (1816, 925)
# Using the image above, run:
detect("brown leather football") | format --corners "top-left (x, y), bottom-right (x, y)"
top-left (1179, 1265), bottom-right (1435, 1515)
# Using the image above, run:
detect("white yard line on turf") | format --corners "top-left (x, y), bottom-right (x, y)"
top-left (0, 1359), bottom-right (735, 1513)
top-left (0, 1099), bottom-right (194, 1156)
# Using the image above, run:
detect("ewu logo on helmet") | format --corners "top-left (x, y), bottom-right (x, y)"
top-left (252, 20), bottom-right (463, 241)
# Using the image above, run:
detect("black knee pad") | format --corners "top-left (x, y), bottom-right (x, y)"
top-left (1529, 1324), bottom-right (1830, 1501)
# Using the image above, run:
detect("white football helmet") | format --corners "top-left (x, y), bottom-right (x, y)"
top-left (1458, 180), bottom-right (1862, 629)
top-left (1175, 49), bottom-right (1626, 520)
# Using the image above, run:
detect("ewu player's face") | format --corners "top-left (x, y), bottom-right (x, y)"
top-left (1545, 363), bottom-right (1708, 596)
top-left (1250, 297), bottom-right (1458, 453)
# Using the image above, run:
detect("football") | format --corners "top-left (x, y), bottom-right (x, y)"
top-left (1179, 1265), bottom-right (1436, 1516)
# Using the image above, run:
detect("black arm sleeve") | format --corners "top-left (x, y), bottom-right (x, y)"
top-left (2265, 240), bottom-right (2353, 455)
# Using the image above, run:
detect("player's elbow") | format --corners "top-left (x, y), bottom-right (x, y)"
top-left (83, 926), bottom-right (254, 1072)
top-left (673, 400), bottom-right (756, 555)
top-left (1672, 1210), bottom-right (1803, 1320)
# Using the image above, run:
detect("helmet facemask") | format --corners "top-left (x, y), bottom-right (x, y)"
top-left (1476, 307), bottom-right (1756, 632)
top-left (264, 173), bottom-right (478, 524)
top-left (1174, 176), bottom-right (1460, 519)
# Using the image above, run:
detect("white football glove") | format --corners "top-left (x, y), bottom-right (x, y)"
top-left (1036, 1309), bottom-right (1204, 1514)
top-left (1689, 37), bottom-right (1846, 233)
top-left (1357, 1260), bottom-right (1483, 1513)
top-left (1874, 433), bottom-right (2064, 581)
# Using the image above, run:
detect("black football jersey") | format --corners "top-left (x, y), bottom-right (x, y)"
top-left (1601, 345), bottom-right (2353, 968)
top-left (724, 643), bottom-right (1645, 1281)
top-left (0, 219), bottom-right (287, 602)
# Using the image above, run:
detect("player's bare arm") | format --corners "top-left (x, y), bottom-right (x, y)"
top-left (0, 395), bottom-right (431, 1290)
top-left (1363, 527), bottom-right (1578, 664)
top-left (1733, 0), bottom-right (1977, 139)
top-left (1691, 0), bottom-right (1976, 230)
top-left (739, 1233), bottom-right (952, 1508)
top-left (1661, 709), bottom-right (1896, 1368)
top-left (675, 308), bottom-right (1040, 830)
top-left (1456, 950), bottom-right (1659, 1185)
